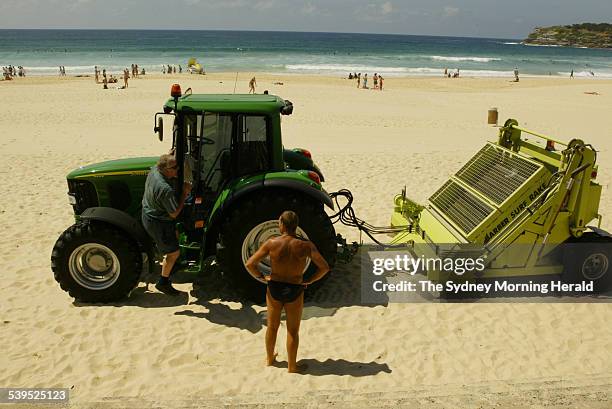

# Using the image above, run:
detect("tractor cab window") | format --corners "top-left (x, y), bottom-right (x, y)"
top-left (182, 113), bottom-right (233, 193)
top-left (233, 115), bottom-right (270, 176)
top-left (201, 113), bottom-right (233, 192)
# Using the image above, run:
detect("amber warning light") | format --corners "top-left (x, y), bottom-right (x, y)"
top-left (171, 84), bottom-right (182, 99)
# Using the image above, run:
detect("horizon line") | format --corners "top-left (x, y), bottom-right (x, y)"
top-left (0, 28), bottom-right (523, 40)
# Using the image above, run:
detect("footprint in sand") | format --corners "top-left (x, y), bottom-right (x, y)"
top-left (167, 352), bottom-right (196, 367)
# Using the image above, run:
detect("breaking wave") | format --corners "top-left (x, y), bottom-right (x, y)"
top-left (285, 64), bottom-right (408, 73)
top-left (430, 56), bottom-right (501, 62)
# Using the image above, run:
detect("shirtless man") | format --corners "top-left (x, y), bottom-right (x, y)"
top-left (249, 76), bottom-right (257, 94)
top-left (246, 210), bottom-right (330, 373)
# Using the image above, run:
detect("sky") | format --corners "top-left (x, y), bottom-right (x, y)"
top-left (0, 0), bottom-right (610, 39)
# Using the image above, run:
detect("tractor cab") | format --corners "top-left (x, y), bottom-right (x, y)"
top-left (155, 85), bottom-right (296, 247)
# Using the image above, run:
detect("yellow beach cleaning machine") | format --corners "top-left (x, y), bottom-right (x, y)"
top-left (389, 118), bottom-right (611, 291)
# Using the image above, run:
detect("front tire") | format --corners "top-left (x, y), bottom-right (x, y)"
top-left (562, 233), bottom-right (612, 293)
top-left (219, 192), bottom-right (336, 303)
top-left (51, 222), bottom-right (142, 302)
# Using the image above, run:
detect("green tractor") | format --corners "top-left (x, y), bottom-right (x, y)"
top-left (51, 85), bottom-right (337, 302)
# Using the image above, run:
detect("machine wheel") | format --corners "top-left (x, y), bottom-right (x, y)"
top-left (562, 233), bottom-right (612, 293)
top-left (219, 192), bottom-right (336, 303)
top-left (51, 222), bottom-right (142, 302)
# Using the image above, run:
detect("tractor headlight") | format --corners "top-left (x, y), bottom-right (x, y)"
top-left (68, 193), bottom-right (77, 205)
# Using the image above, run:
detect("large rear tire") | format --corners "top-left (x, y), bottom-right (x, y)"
top-left (51, 222), bottom-right (142, 302)
top-left (219, 192), bottom-right (336, 303)
top-left (562, 233), bottom-right (612, 293)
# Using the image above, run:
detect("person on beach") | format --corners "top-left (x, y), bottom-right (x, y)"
top-left (379, 76), bottom-right (384, 91)
top-left (94, 66), bottom-right (99, 83)
top-left (123, 68), bottom-right (129, 88)
top-left (570, 69), bottom-right (574, 79)
top-left (102, 69), bottom-right (108, 89)
top-left (142, 154), bottom-right (192, 296)
top-left (514, 67), bottom-right (519, 82)
top-left (362, 73), bottom-right (368, 89)
top-left (249, 76), bottom-right (257, 94)
top-left (444, 67), bottom-right (448, 77)
top-left (373, 73), bottom-right (378, 89)
top-left (246, 211), bottom-right (330, 373)
top-left (357, 73), bottom-right (361, 88)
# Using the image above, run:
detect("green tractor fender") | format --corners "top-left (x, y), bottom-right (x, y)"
top-left (203, 176), bottom-right (334, 255)
top-left (283, 148), bottom-right (325, 182)
top-left (79, 207), bottom-right (156, 271)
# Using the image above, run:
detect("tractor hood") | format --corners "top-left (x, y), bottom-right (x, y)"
top-left (67, 157), bottom-right (158, 179)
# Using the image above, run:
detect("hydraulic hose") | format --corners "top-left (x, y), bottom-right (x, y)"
top-left (328, 189), bottom-right (413, 246)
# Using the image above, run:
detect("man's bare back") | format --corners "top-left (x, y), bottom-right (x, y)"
top-left (267, 235), bottom-right (311, 284)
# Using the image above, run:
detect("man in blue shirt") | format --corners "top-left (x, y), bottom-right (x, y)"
top-left (142, 154), bottom-right (191, 295)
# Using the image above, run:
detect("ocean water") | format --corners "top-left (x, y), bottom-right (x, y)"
top-left (1, 29), bottom-right (611, 78)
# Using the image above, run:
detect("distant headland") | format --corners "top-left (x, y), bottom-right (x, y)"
top-left (523, 23), bottom-right (612, 49)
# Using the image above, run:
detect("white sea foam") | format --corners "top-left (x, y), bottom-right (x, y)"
top-left (558, 70), bottom-right (612, 78)
top-left (502, 42), bottom-right (520, 45)
top-left (523, 43), bottom-right (561, 47)
top-left (17, 64), bottom-right (166, 75)
top-left (430, 55), bottom-right (501, 62)
top-left (285, 64), bottom-right (408, 73)
top-left (24, 65), bottom-right (98, 71)
top-left (284, 64), bottom-right (532, 78)
top-left (11, 63), bottom-right (612, 79)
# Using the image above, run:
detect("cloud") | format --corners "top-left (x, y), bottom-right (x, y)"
top-left (443, 6), bottom-right (459, 17)
top-left (301, 2), bottom-right (317, 15)
top-left (254, 0), bottom-right (276, 9)
top-left (381, 1), bottom-right (392, 15)
top-left (69, 0), bottom-right (93, 12)
top-left (183, 0), bottom-right (275, 10)
top-left (355, 1), bottom-right (394, 22)
top-left (220, 0), bottom-right (248, 8)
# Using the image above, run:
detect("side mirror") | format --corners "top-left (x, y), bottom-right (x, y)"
top-left (154, 117), bottom-right (164, 141)
top-left (280, 100), bottom-right (293, 116)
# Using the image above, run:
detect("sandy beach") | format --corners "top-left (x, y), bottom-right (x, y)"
top-left (1, 73), bottom-right (612, 407)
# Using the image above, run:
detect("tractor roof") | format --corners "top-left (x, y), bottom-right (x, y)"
top-left (165, 94), bottom-right (291, 115)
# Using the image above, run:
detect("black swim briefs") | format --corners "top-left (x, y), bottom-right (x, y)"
top-left (267, 280), bottom-right (304, 303)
